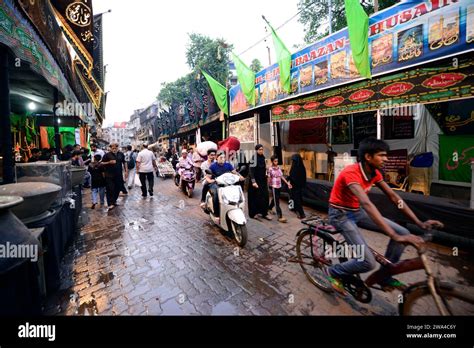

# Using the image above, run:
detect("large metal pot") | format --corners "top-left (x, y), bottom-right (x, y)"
top-left (0, 182), bottom-right (61, 220)
top-left (70, 167), bottom-right (87, 187)
top-left (0, 196), bottom-right (41, 274)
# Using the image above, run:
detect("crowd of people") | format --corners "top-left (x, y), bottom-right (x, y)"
top-left (63, 140), bottom-right (309, 220)
top-left (185, 142), bottom-right (309, 223)
top-left (22, 139), bottom-right (310, 221)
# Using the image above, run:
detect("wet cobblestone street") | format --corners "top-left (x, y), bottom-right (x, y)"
top-left (44, 179), bottom-right (474, 316)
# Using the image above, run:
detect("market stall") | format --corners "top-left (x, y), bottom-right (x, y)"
top-left (226, 0), bottom-right (474, 242)
top-left (0, 0), bottom-right (100, 314)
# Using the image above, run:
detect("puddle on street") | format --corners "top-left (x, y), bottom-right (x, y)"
top-left (77, 299), bottom-right (98, 315)
top-left (98, 272), bottom-right (115, 285)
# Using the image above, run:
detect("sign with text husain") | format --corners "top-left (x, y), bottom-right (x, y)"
top-left (270, 53), bottom-right (474, 122)
top-left (230, 0), bottom-right (474, 116)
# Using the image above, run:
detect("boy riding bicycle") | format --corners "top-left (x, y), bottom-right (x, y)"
top-left (326, 137), bottom-right (443, 294)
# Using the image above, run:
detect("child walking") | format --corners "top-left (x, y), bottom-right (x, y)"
top-left (88, 154), bottom-right (106, 209)
top-left (268, 155), bottom-right (292, 223)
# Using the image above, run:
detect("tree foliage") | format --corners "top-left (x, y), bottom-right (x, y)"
top-left (297, 0), bottom-right (399, 44)
top-left (158, 74), bottom-right (192, 108)
top-left (185, 33), bottom-right (233, 86)
top-left (250, 58), bottom-right (263, 73)
top-left (158, 33), bottom-right (233, 109)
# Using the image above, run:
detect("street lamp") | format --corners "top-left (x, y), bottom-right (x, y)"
top-left (95, 9), bottom-right (112, 16)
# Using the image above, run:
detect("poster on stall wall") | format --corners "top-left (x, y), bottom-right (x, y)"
top-left (439, 135), bottom-right (474, 183)
top-left (288, 118), bottom-right (327, 144)
top-left (353, 112), bottom-right (377, 149)
top-left (382, 112), bottom-right (415, 140)
top-left (228, 118), bottom-right (255, 143)
top-left (384, 149), bottom-right (408, 184)
top-left (428, 99), bottom-right (474, 135)
top-left (331, 115), bottom-right (353, 144)
top-left (75, 129), bottom-right (81, 146)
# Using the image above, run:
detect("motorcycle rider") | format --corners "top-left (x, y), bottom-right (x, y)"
top-left (176, 149), bottom-right (194, 187)
top-left (200, 148), bottom-right (217, 209)
top-left (205, 150), bottom-right (245, 223)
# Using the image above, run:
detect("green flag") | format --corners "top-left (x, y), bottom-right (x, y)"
top-left (232, 53), bottom-right (256, 106)
top-left (265, 20), bottom-right (291, 94)
top-left (202, 70), bottom-right (228, 115)
top-left (345, 0), bottom-right (371, 79)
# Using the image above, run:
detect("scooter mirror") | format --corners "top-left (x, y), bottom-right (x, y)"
top-left (239, 166), bottom-right (247, 174)
top-left (205, 169), bottom-right (212, 175)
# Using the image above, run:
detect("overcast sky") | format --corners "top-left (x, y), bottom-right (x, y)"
top-left (93, 0), bottom-right (306, 126)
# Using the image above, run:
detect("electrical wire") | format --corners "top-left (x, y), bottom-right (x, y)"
top-left (236, 0), bottom-right (328, 57)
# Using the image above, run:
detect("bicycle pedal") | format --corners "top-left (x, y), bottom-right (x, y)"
top-left (369, 285), bottom-right (385, 292)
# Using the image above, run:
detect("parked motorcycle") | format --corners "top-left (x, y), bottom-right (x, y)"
top-left (203, 170), bottom-right (247, 247)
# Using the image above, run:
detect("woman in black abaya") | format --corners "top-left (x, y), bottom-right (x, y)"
top-left (288, 154), bottom-right (307, 219)
top-left (248, 144), bottom-right (271, 220)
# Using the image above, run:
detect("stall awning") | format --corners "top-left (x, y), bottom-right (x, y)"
top-left (1, 1), bottom-right (89, 110)
top-left (271, 54), bottom-right (474, 122)
top-left (175, 111), bottom-right (222, 135)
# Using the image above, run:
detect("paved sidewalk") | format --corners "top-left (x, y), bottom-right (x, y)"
top-left (43, 178), bottom-right (474, 315)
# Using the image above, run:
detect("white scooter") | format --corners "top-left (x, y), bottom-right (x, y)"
top-left (203, 171), bottom-right (248, 247)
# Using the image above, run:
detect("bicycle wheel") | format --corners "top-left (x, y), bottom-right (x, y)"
top-left (295, 229), bottom-right (333, 293)
top-left (400, 281), bottom-right (474, 315)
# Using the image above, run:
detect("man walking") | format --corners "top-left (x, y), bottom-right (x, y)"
top-left (91, 143), bottom-right (105, 160)
top-left (100, 143), bottom-right (122, 210)
top-left (136, 143), bottom-right (158, 197)
top-left (116, 147), bottom-right (128, 195)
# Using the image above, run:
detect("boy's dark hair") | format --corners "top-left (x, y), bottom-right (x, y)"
top-left (270, 155), bottom-right (278, 162)
top-left (207, 148), bottom-right (217, 155)
top-left (358, 137), bottom-right (389, 162)
top-left (127, 145), bottom-right (132, 151)
top-left (94, 154), bottom-right (102, 161)
top-left (72, 150), bottom-right (82, 157)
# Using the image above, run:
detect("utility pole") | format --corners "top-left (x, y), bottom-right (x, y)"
top-left (262, 16), bottom-right (272, 65)
top-left (374, 0), bottom-right (379, 12)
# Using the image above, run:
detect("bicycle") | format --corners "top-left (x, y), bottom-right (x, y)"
top-left (292, 215), bottom-right (474, 315)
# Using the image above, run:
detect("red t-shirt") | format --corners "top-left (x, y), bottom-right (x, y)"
top-left (329, 162), bottom-right (383, 211)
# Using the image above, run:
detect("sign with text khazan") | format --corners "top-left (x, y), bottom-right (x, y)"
top-left (230, 0), bottom-right (474, 115)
